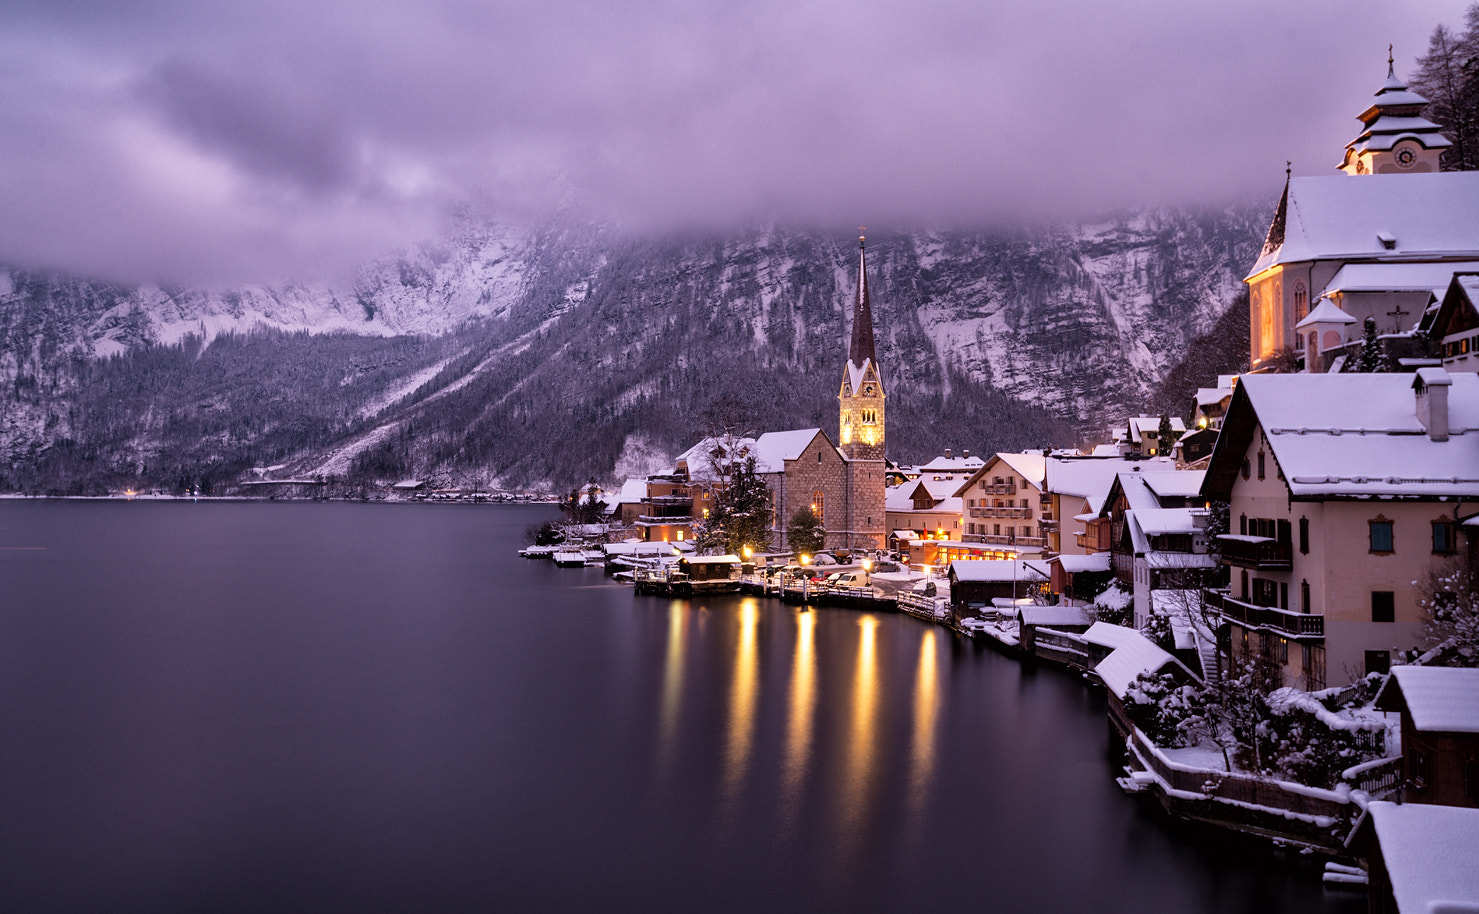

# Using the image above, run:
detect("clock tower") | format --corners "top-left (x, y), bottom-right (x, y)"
top-left (1339, 48), bottom-right (1450, 176)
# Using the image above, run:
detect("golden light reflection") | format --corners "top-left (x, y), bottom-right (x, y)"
top-left (906, 629), bottom-right (940, 831)
top-left (656, 601), bottom-right (687, 777)
top-left (780, 609), bottom-right (817, 821)
top-left (838, 614), bottom-right (879, 849)
top-left (721, 598), bottom-right (761, 812)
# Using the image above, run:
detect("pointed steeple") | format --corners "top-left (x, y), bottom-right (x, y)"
top-left (849, 233), bottom-right (876, 366)
top-left (1259, 165), bottom-right (1289, 259)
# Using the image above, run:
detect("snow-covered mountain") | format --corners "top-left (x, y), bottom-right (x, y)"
top-left (0, 206), bottom-right (1266, 493)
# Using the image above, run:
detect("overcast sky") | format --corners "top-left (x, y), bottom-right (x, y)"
top-left (0, 0), bottom-right (1463, 286)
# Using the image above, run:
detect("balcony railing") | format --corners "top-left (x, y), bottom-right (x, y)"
top-left (1218, 536), bottom-right (1292, 569)
top-left (646, 494), bottom-right (692, 506)
top-left (979, 483), bottom-right (1017, 495)
top-left (1204, 589), bottom-right (1324, 638)
top-left (637, 514), bottom-right (693, 525)
top-left (969, 507), bottom-right (1032, 519)
top-left (961, 533), bottom-right (1046, 548)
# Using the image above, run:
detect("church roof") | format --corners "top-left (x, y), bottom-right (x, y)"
top-left (1319, 261), bottom-right (1479, 298)
top-left (849, 236), bottom-right (876, 366)
top-left (751, 428), bottom-right (845, 472)
top-left (1246, 174), bottom-right (1479, 279)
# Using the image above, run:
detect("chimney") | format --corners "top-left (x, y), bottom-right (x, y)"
top-left (944, 448), bottom-right (952, 459)
top-left (1414, 368), bottom-right (1452, 442)
top-left (962, 449), bottom-right (970, 459)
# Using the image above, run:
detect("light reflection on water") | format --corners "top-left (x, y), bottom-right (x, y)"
top-left (0, 502), bottom-right (1364, 914)
top-left (905, 627), bottom-right (940, 843)
top-left (719, 598), bottom-right (761, 824)
top-left (780, 607), bottom-right (816, 837)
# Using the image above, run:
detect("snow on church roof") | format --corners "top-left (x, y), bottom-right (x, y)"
top-left (1217, 373), bottom-right (1479, 499)
top-left (1320, 261), bottom-right (1479, 300)
top-left (1247, 174), bottom-right (1479, 279)
top-left (752, 429), bottom-right (829, 472)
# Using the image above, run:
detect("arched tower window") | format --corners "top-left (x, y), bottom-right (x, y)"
top-left (1294, 282), bottom-right (1308, 323)
top-left (811, 491), bottom-right (825, 525)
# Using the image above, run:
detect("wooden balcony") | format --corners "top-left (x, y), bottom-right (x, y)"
top-left (1204, 589), bottom-right (1323, 639)
top-left (969, 506), bottom-right (1032, 519)
top-left (1218, 535), bottom-right (1292, 569)
top-left (962, 533), bottom-right (1046, 548)
top-left (979, 483), bottom-right (1017, 495)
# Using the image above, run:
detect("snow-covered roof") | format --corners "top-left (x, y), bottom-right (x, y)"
top-left (1224, 372), bottom-right (1479, 499)
top-left (1126, 416), bottom-right (1185, 440)
top-left (916, 454), bottom-right (985, 473)
top-left (1384, 666), bottom-right (1479, 733)
top-left (616, 477), bottom-right (649, 505)
top-left (1248, 174), bottom-right (1479, 278)
top-left (1082, 621), bottom-right (1142, 651)
top-left (993, 452), bottom-right (1047, 488)
top-left (1134, 507), bottom-right (1202, 536)
top-left (682, 554), bottom-right (741, 565)
top-left (1141, 470), bottom-right (1206, 500)
top-left (1094, 632), bottom-right (1185, 700)
top-left (1144, 553), bottom-right (1218, 570)
top-left (751, 429), bottom-right (825, 473)
top-left (1321, 261), bottom-right (1479, 298)
top-left (1362, 801), bottom-right (1479, 914)
top-left (914, 475), bottom-right (967, 501)
top-left (1054, 553), bottom-right (1111, 574)
top-left (1295, 298), bottom-right (1358, 330)
top-left (677, 435), bottom-right (759, 482)
top-left (949, 559), bottom-right (1049, 584)
top-left (1018, 605), bottom-right (1092, 628)
top-left (1196, 387), bottom-right (1234, 407)
top-left (1090, 444), bottom-right (1121, 457)
top-left (1045, 456), bottom-right (1140, 513)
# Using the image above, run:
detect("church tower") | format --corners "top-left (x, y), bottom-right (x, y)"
top-left (839, 234), bottom-right (886, 462)
top-left (1339, 48), bottom-right (1451, 175)
top-left (838, 233), bottom-right (886, 551)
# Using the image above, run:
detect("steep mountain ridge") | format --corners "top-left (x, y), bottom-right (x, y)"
top-left (0, 205), bottom-right (1268, 493)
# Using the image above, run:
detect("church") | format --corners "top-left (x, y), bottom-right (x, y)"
top-left (752, 234), bottom-right (887, 552)
top-left (1247, 53), bottom-right (1479, 372)
top-left (635, 234), bottom-right (888, 553)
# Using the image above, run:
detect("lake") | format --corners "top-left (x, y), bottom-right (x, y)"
top-left (0, 501), bottom-right (1362, 912)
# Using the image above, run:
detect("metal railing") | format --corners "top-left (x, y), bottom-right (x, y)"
top-left (961, 533), bottom-right (1046, 548)
top-left (1204, 589), bottom-right (1324, 638)
top-left (1219, 537), bottom-right (1292, 569)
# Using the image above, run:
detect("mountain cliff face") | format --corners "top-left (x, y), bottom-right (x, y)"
top-left (0, 205), bottom-right (1268, 494)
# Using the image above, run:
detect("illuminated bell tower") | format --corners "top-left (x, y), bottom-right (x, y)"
top-left (839, 233), bottom-right (885, 462)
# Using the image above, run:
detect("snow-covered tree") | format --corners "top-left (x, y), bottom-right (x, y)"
top-left (1353, 317), bottom-right (1389, 373)
top-left (786, 505), bottom-right (826, 558)
top-left (1418, 562), bottom-right (1479, 666)
top-left (693, 455), bottom-right (772, 556)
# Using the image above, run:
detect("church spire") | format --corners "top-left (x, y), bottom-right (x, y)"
top-left (849, 233), bottom-right (876, 366)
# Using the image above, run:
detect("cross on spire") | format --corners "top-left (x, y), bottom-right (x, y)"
top-left (1388, 44), bottom-right (1395, 77)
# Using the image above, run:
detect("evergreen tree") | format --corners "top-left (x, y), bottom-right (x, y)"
top-left (694, 456), bottom-right (772, 556)
top-left (1155, 413), bottom-right (1181, 455)
top-left (1354, 316), bottom-right (1386, 372)
top-left (787, 505), bottom-right (826, 558)
top-left (1411, 7), bottom-right (1479, 172)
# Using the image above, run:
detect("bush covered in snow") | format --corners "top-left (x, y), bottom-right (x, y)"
top-left (1091, 582), bottom-right (1133, 627)
top-left (1126, 663), bottom-right (1389, 786)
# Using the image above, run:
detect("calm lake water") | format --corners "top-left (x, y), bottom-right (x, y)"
top-left (0, 501), bottom-right (1363, 913)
